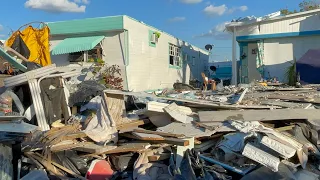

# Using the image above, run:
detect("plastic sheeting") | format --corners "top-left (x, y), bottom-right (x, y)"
top-left (6, 25), bottom-right (51, 66)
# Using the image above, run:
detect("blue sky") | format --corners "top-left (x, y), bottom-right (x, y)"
top-left (0, 0), bottom-right (300, 61)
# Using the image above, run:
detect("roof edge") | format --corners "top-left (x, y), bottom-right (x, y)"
top-left (226, 9), bottom-right (320, 31)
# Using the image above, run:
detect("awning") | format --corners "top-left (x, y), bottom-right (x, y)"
top-left (51, 36), bottom-right (105, 55)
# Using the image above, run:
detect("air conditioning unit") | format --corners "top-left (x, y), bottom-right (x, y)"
top-left (150, 33), bottom-right (158, 43)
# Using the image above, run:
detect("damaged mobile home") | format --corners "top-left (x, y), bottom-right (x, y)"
top-left (226, 9), bottom-right (320, 84)
top-left (48, 15), bottom-right (209, 91)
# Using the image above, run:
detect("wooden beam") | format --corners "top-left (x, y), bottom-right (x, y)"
top-left (120, 132), bottom-right (189, 146)
top-left (116, 119), bottom-right (150, 131)
top-left (74, 143), bottom-right (117, 154)
top-left (83, 143), bottom-right (151, 156)
top-left (133, 129), bottom-right (185, 138)
top-left (62, 132), bottom-right (87, 141)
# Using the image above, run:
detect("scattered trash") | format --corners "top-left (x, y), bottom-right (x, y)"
top-left (0, 22), bottom-right (319, 179)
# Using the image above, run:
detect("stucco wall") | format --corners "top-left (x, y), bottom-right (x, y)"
top-left (123, 16), bottom-right (209, 91)
top-left (264, 36), bottom-right (320, 82)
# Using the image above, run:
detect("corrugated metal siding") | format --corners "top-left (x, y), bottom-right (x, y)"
top-left (238, 13), bottom-right (320, 36)
top-left (47, 16), bottom-right (124, 35)
top-left (123, 16), bottom-right (209, 91)
top-left (259, 15), bottom-right (320, 34)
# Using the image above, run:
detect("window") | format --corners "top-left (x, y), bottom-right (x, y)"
top-left (69, 51), bottom-right (84, 62)
top-left (169, 44), bottom-right (181, 67)
top-left (192, 56), bottom-right (195, 66)
top-left (149, 30), bottom-right (157, 47)
top-left (68, 45), bottom-right (103, 62)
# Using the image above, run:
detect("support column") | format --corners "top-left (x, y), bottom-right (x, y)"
top-left (84, 51), bottom-right (88, 62)
top-left (232, 26), bottom-right (237, 85)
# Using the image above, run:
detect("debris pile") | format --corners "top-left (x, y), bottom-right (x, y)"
top-left (0, 71), bottom-right (318, 180)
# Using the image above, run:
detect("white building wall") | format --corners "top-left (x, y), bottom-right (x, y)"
top-left (123, 16), bottom-right (208, 91)
top-left (264, 36), bottom-right (320, 82)
top-left (49, 32), bottom-right (129, 89)
top-left (236, 12), bottom-right (320, 36)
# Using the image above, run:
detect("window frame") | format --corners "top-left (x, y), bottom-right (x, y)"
top-left (169, 44), bottom-right (181, 68)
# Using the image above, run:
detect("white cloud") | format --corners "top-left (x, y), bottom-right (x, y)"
top-left (168, 17), bottom-right (186, 22)
top-left (239, 6), bottom-right (248, 11)
top-left (228, 5), bottom-right (248, 14)
top-left (74, 0), bottom-right (90, 4)
top-left (25, 0), bottom-right (87, 13)
top-left (179, 0), bottom-right (202, 4)
top-left (203, 4), bottom-right (227, 16)
top-left (0, 25), bottom-right (3, 31)
top-left (203, 4), bottom-right (248, 16)
top-left (194, 21), bottom-right (231, 40)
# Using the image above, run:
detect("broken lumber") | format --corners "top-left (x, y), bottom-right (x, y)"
top-left (84, 143), bottom-right (151, 156)
top-left (62, 132), bottom-right (87, 141)
top-left (148, 153), bottom-right (171, 162)
top-left (120, 132), bottom-right (189, 146)
top-left (116, 119), bottom-right (150, 131)
top-left (74, 143), bottom-right (117, 154)
top-left (103, 92), bottom-right (126, 126)
top-left (133, 128), bottom-right (185, 138)
top-left (198, 109), bottom-right (320, 122)
top-left (132, 132), bottom-right (165, 141)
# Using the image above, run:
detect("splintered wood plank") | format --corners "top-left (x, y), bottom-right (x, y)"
top-left (148, 153), bottom-right (171, 162)
top-left (89, 143), bottom-right (151, 156)
top-left (133, 128), bottom-right (185, 138)
top-left (132, 132), bottom-right (165, 141)
top-left (116, 119), bottom-right (150, 132)
top-left (62, 132), bottom-right (87, 141)
top-left (199, 109), bottom-right (320, 122)
top-left (120, 132), bottom-right (189, 146)
top-left (104, 92), bottom-right (127, 126)
top-left (50, 140), bottom-right (83, 152)
top-left (74, 143), bottom-right (117, 154)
